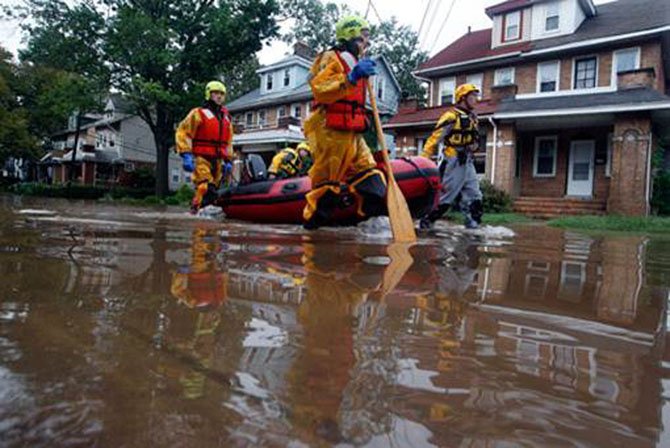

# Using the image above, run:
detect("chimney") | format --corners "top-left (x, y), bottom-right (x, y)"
top-left (467, 26), bottom-right (471, 34)
top-left (293, 41), bottom-right (316, 60)
top-left (617, 67), bottom-right (656, 90)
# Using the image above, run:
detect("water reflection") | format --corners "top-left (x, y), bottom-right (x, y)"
top-left (0, 198), bottom-right (668, 446)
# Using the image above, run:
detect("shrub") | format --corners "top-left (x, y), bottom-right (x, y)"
top-left (480, 180), bottom-right (513, 213)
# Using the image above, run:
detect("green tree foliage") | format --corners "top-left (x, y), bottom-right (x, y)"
top-left (0, 47), bottom-right (39, 163)
top-left (281, 0), bottom-right (427, 100)
top-left (13, 0), bottom-right (279, 196)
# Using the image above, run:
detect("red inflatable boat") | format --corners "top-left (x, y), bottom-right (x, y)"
top-left (215, 156), bottom-right (440, 225)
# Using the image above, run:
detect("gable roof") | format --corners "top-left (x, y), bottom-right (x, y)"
top-left (417, 0), bottom-right (670, 76)
top-left (485, 0), bottom-right (596, 18)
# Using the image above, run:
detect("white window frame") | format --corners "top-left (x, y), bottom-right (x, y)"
top-left (438, 77), bottom-right (455, 105)
top-left (266, 73), bottom-right (273, 91)
top-left (533, 136), bottom-right (558, 177)
top-left (466, 73), bottom-right (484, 96)
top-left (292, 104), bottom-right (302, 118)
top-left (376, 77), bottom-right (385, 101)
top-left (504, 11), bottom-right (521, 41)
top-left (258, 109), bottom-right (266, 126)
top-left (283, 68), bottom-right (291, 87)
top-left (536, 60), bottom-right (561, 93)
top-left (494, 67), bottom-right (515, 86)
top-left (277, 106), bottom-right (287, 118)
top-left (544, 2), bottom-right (560, 33)
top-left (611, 47), bottom-right (641, 85)
top-left (245, 112), bottom-right (254, 126)
top-left (606, 132), bottom-right (613, 177)
top-left (572, 55), bottom-right (599, 90)
top-left (171, 168), bottom-right (181, 184)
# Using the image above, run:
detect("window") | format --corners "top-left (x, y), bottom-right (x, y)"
top-left (573, 57), bottom-right (597, 89)
top-left (537, 61), bottom-right (560, 92)
top-left (266, 73), bottom-right (273, 91)
top-left (545, 2), bottom-right (560, 32)
top-left (277, 106), bottom-right (287, 118)
top-left (494, 67), bottom-right (515, 86)
top-left (376, 77), bottom-right (385, 100)
top-left (292, 105), bottom-right (302, 118)
top-left (504, 11), bottom-right (521, 41)
top-left (171, 168), bottom-right (180, 183)
top-left (533, 136), bottom-right (557, 177)
top-left (283, 69), bottom-right (291, 87)
top-left (439, 77), bottom-right (455, 105)
top-left (466, 73), bottom-right (483, 97)
top-left (258, 110), bottom-right (266, 125)
top-left (612, 47), bottom-right (640, 84)
top-left (245, 112), bottom-right (253, 126)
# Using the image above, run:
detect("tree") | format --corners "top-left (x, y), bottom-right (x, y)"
top-left (13, 0), bottom-right (280, 196)
top-left (280, 0), bottom-right (427, 100)
top-left (0, 47), bottom-right (39, 164)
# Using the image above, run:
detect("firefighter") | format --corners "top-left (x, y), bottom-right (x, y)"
top-left (175, 81), bottom-right (234, 213)
top-left (302, 15), bottom-right (387, 229)
top-left (420, 83), bottom-right (483, 229)
top-left (268, 142), bottom-right (313, 179)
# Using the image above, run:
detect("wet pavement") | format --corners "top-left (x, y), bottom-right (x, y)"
top-left (1, 193), bottom-right (669, 447)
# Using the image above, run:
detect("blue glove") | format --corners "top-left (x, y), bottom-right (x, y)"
top-left (181, 153), bottom-right (195, 172)
top-left (347, 58), bottom-right (377, 84)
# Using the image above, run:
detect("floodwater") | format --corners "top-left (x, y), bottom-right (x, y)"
top-left (1, 194), bottom-right (669, 447)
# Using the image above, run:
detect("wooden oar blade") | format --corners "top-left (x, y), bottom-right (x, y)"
top-left (386, 176), bottom-right (417, 242)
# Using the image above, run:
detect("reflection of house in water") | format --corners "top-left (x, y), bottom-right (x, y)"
top-left (389, 228), bottom-right (665, 447)
top-left (227, 268), bottom-right (306, 305)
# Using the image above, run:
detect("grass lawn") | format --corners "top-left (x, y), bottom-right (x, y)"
top-left (547, 215), bottom-right (670, 234)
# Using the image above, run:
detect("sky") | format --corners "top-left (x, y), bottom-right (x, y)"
top-left (1, 0), bottom-right (616, 65)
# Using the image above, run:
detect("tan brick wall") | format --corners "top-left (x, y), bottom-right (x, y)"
top-left (598, 51), bottom-right (613, 87)
top-left (641, 41), bottom-right (664, 92)
top-left (607, 114), bottom-right (651, 216)
top-left (559, 57), bottom-right (572, 91)
top-left (492, 123), bottom-right (517, 193)
top-left (515, 63), bottom-right (536, 94)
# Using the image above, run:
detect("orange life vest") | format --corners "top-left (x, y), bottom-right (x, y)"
top-left (192, 106), bottom-right (232, 159)
top-left (322, 51), bottom-right (367, 132)
top-left (187, 272), bottom-right (227, 308)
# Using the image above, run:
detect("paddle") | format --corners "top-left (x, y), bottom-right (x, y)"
top-left (366, 79), bottom-right (417, 243)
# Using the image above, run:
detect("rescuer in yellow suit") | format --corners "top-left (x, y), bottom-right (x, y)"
top-left (302, 15), bottom-right (387, 229)
top-left (175, 81), bottom-right (234, 213)
top-left (268, 142), bottom-right (313, 179)
top-left (420, 83), bottom-right (483, 229)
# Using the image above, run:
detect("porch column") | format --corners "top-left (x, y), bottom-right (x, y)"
top-left (607, 114), bottom-right (652, 216)
top-left (490, 123), bottom-right (517, 195)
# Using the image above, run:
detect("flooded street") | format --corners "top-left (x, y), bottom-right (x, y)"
top-left (1, 194), bottom-right (669, 447)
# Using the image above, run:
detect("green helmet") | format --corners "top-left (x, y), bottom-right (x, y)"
top-left (335, 15), bottom-right (370, 42)
top-left (205, 80), bottom-right (226, 100)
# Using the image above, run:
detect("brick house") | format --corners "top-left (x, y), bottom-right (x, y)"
top-left (227, 43), bottom-right (402, 166)
top-left (42, 95), bottom-right (188, 191)
top-left (385, 0), bottom-right (670, 216)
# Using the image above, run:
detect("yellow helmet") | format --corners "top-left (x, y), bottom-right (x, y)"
top-left (455, 83), bottom-right (480, 103)
top-left (296, 142), bottom-right (311, 153)
top-left (205, 80), bottom-right (226, 100)
top-left (335, 15), bottom-right (369, 42)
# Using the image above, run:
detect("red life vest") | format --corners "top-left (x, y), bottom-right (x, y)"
top-left (322, 51), bottom-right (367, 132)
top-left (192, 106), bottom-right (232, 159)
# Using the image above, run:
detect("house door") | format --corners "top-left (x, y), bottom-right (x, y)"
top-left (567, 140), bottom-right (595, 196)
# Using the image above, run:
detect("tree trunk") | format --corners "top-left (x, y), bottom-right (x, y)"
top-left (69, 112), bottom-right (82, 183)
top-left (154, 133), bottom-right (170, 198)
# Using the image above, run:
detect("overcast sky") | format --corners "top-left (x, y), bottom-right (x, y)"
top-left (1, 0), bottom-right (615, 65)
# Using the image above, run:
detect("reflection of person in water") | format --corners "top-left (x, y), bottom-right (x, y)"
top-left (286, 242), bottom-right (388, 444)
top-left (170, 227), bottom-right (228, 399)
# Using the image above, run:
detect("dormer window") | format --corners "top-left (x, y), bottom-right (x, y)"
top-left (504, 11), bottom-right (521, 42)
top-left (283, 69), bottom-right (290, 87)
top-left (545, 2), bottom-right (560, 32)
top-left (266, 74), bottom-right (273, 91)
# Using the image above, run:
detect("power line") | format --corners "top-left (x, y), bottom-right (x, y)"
top-left (417, 0), bottom-right (433, 42)
top-left (429, 0), bottom-right (457, 54)
top-left (420, 0), bottom-right (441, 50)
top-left (368, 0), bottom-right (383, 24)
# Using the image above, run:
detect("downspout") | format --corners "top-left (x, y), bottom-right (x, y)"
top-left (488, 117), bottom-right (498, 185)
top-left (645, 131), bottom-right (653, 216)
